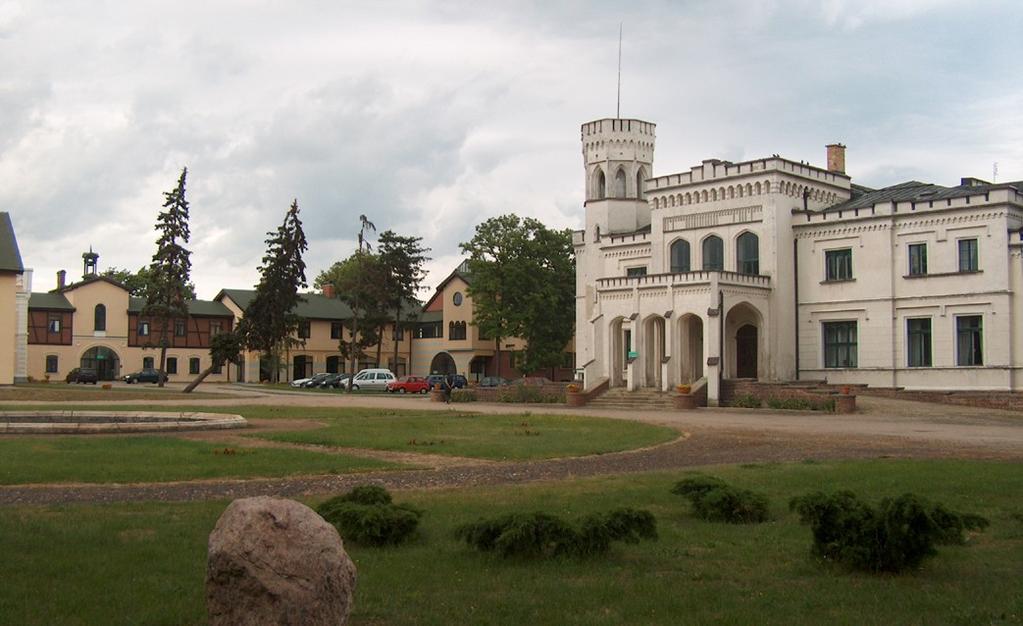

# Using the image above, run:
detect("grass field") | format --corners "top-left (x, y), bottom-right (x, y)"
top-left (0, 405), bottom-right (679, 462)
top-left (1, 459), bottom-right (1020, 625)
top-left (0, 436), bottom-right (401, 484)
top-left (0, 384), bottom-right (228, 402)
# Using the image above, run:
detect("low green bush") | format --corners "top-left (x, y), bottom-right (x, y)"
top-left (729, 394), bottom-right (761, 408)
top-left (451, 390), bottom-right (477, 402)
top-left (496, 385), bottom-right (565, 404)
top-left (766, 397), bottom-right (836, 412)
top-left (317, 485), bottom-right (422, 546)
top-left (671, 475), bottom-right (770, 523)
top-left (789, 491), bottom-right (989, 573)
top-left (456, 507), bottom-right (657, 559)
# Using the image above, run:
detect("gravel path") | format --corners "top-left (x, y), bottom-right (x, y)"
top-left (2, 387), bottom-right (1021, 507)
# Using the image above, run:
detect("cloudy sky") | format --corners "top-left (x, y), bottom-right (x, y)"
top-left (2, 0), bottom-right (1020, 299)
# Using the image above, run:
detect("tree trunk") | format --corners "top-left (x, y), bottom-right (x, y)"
top-left (157, 319), bottom-right (169, 388)
top-left (183, 364), bottom-right (215, 393)
top-left (347, 315), bottom-right (359, 392)
top-left (375, 323), bottom-right (384, 368)
top-left (495, 335), bottom-right (502, 379)
top-left (392, 307), bottom-right (400, 376)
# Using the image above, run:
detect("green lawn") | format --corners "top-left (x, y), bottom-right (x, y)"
top-left (253, 409), bottom-right (679, 460)
top-left (0, 436), bottom-right (400, 484)
top-left (0, 384), bottom-right (227, 402)
top-left (0, 405), bottom-right (679, 461)
top-left (1, 460), bottom-right (1020, 625)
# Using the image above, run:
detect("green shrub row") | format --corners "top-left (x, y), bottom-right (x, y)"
top-left (496, 385), bottom-right (565, 404)
top-left (316, 485), bottom-right (422, 546)
top-left (455, 508), bottom-right (657, 559)
top-left (789, 490), bottom-right (989, 572)
top-left (728, 393), bottom-right (835, 411)
top-left (671, 475), bottom-right (770, 524)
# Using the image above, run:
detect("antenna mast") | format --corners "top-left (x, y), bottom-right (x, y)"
top-left (616, 22), bottom-right (622, 119)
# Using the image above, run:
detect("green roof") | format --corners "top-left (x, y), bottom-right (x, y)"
top-left (28, 292), bottom-right (74, 311)
top-left (128, 297), bottom-right (233, 317)
top-left (0, 213), bottom-right (24, 273)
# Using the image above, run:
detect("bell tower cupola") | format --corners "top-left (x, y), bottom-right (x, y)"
top-left (581, 118), bottom-right (655, 235)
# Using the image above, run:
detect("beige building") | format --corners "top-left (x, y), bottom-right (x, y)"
top-left (27, 253), bottom-right (236, 383)
top-left (574, 117), bottom-right (1023, 403)
top-left (0, 213), bottom-right (25, 385)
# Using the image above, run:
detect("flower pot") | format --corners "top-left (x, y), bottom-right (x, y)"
top-left (675, 384), bottom-right (691, 395)
top-left (840, 385), bottom-right (851, 395)
top-left (835, 394), bottom-right (856, 413)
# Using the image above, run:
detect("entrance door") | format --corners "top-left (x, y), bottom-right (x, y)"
top-left (81, 346), bottom-right (120, 381)
top-left (736, 325), bottom-right (758, 378)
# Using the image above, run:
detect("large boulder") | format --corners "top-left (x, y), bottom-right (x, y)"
top-left (206, 496), bottom-right (357, 625)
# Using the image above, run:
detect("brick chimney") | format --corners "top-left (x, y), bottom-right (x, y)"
top-left (826, 143), bottom-right (846, 174)
top-left (57, 269), bottom-right (66, 291)
top-left (322, 283), bottom-right (336, 299)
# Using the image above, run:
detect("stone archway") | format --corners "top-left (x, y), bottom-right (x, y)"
top-left (643, 315), bottom-right (666, 389)
top-left (677, 314), bottom-right (704, 384)
top-left (80, 346), bottom-right (120, 381)
top-left (724, 302), bottom-right (764, 380)
top-left (429, 352), bottom-right (457, 376)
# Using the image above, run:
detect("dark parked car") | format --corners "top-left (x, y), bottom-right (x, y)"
top-left (478, 376), bottom-right (509, 388)
top-left (319, 373), bottom-right (350, 388)
top-left (425, 374), bottom-right (467, 389)
top-left (301, 373), bottom-right (333, 388)
top-left (66, 367), bottom-right (99, 384)
top-left (123, 368), bottom-right (167, 384)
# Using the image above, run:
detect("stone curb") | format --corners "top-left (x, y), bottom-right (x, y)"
top-left (0, 411), bottom-right (247, 434)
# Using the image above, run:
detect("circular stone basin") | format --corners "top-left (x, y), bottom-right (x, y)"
top-left (0, 411), bottom-right (247, 434)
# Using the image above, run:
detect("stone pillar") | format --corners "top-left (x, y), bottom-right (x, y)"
top-left (14, 269), bottom-right (30, 383)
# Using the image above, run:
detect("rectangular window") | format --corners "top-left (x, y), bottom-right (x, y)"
top-left (212, 361), bottom-right (222, 375)
top-left (624, 329), bottom-right (632, 363)
top-left (392, 326), bottom-right (404, 341)
top-left (166, 357), bottom-right (178, 374)
top-left (45, 355), bottom-right (58, 373)
top-left (143, 356), bottom-right (154, 369)
top-left (958, 239), bottom-right (979, 272)
top-left (956, 315), bottom-right (983, 366)
top-left (330, 322), bottom-right (342, 340)
top-left (189, 357), bottom-right (201, 374)
top-left (298, 321), bottom-right (311, 339)
top-left (825, 249), bottom-right (853, 281)
top-left (210, 321), bottom-right (222, 337)
top-left (174, 320), bottom-right (186, 337)
top-left (823, 321), bottom-right (857, 368)
top-left (906, 318), bottom-right (932, 367)
top-left (626, 267), bottom-right (647, 277)
top-left (139, 321), bottom-right (150, 336)
top-left (48, 316), bottom-right (61, 333)
top-left (908, 243), bottom-right (927, 276)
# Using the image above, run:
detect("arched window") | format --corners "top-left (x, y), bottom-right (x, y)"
top-left (670, 239), bottom-right (691, 273)
top-left (94, 304), bottom-right (106, 331)
top-left (636, 168), bottom-right (645, 199)
top-left (702, 236), bottom-right (724, 271)
top-left (595, 169), bottom-right (606, 199)
top-left (736, 232), bottom-right (760, 275)
top-left (614, 169), bottom-right (627, 198)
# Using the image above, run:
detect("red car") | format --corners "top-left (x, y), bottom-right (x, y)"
top-left (387, 375), bottom-right (431, 394)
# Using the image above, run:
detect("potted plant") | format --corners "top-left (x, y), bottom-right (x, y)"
top-left (673, 382), bottom-right (696, 410)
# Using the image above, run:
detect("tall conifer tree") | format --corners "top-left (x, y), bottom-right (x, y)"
top-left (238, 200), bottom-right (309, 383)
top-left (143, 167), bottom-right (192, 387)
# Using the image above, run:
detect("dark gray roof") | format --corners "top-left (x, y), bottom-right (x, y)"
top-left (823, 179), bottom-right (1023, 213)
top-left (217, 288), bottom-right (424, 322)
top-left (128, 297), bottom-right (233, 317)
top-left (0, 213), bottom-right (24, 273)
top-left (28, 292), bottom-right (74, 311)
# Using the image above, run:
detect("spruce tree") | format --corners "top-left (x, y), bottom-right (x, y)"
top-left (377, 230), bottom-right (430, 373)
top-left (143, 167), bottom-right (192, 387)
top-left (238, 200), bottom-right (309, 382)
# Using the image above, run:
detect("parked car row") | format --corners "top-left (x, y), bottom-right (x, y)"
top-left (287, 368), bottom-right (556, 393)
top-left (66, 368), bottom-right (99, 384)
top-left (290, 372), bottom-right (352, 389)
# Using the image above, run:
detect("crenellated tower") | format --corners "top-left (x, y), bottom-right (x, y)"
top-left (581, 118), bottom-right (656, 235)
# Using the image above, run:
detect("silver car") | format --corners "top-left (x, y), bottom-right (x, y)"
top-left (349, 369), bottom-right (396, 391)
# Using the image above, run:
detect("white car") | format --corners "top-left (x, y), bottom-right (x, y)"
top-left (290, 376), bottom-right (313, 388)
top-left (349, 368), bottom-right (396, 391)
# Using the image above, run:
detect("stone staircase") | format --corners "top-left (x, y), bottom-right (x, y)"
top-left (585, 387), bottom-right (676, 411)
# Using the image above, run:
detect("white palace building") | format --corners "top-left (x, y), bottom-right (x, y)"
top-left (573, 118), bottom-right (1023, 405)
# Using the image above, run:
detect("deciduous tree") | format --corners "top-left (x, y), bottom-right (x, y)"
top-left (183, 330), bottom-right (244, 393)
top-left (460, 215), bottom-right (575, 376)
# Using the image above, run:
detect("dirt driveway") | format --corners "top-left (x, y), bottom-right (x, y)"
top-left (1, 386), bottom-right (1020, 506)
